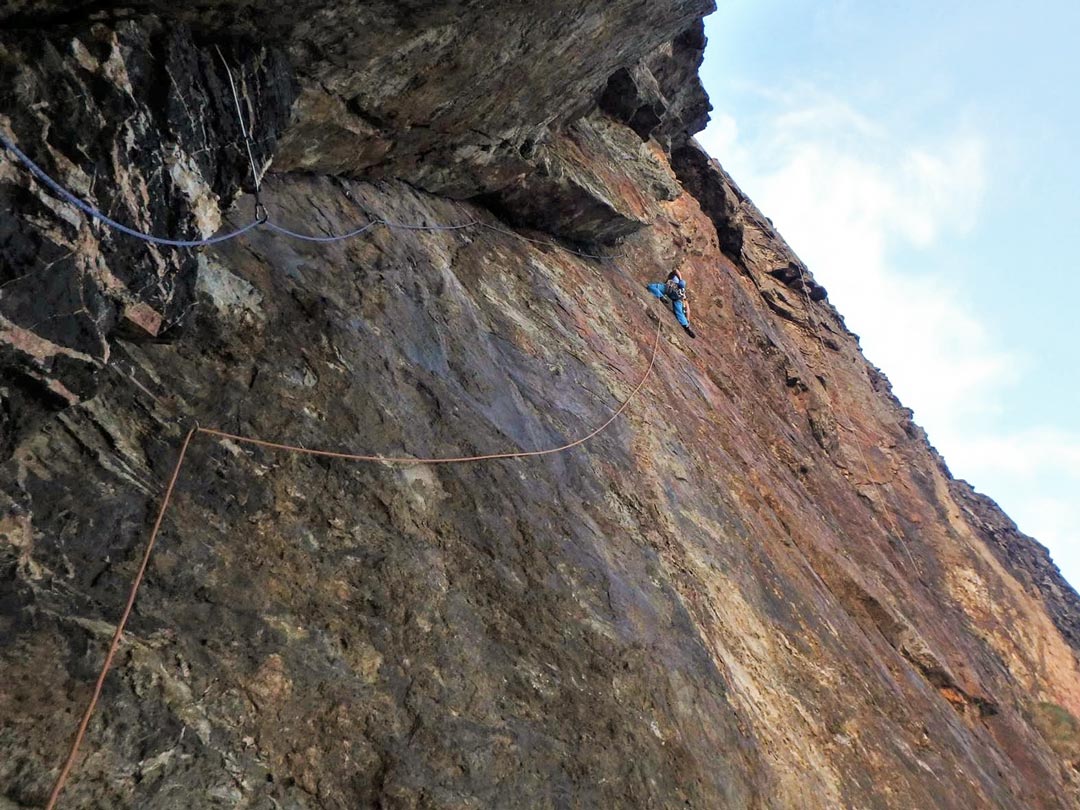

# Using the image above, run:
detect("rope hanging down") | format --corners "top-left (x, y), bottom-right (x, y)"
top-left (44, 319), bottom-right (661, 810)
top-left (213, 45), bottom-right (263, 210)
top-left (200, 320), bottom-right (658, 464)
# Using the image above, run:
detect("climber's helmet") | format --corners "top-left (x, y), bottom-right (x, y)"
top-left (677, 279), bottom-right (686, 289)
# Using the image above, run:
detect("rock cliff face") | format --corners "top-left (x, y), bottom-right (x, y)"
top-left (3, 4), bottom-right (1080, 809)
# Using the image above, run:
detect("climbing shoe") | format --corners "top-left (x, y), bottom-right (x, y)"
top-left (683, 325), bottom-right (696, 338)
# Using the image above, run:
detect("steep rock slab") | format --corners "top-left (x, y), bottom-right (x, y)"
top-left (4, 168), bottom-right (1080, 808)
top-left (949, 478), bottom-right (1080, 653)
top-left (2, 2), bottom-right (1080, 809)
top-left (0, 2), bottom-right (715, 444)
top-left (1, 176), bottom-right (761, 809)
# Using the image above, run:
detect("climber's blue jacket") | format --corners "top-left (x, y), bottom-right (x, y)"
top-left (647, 281), bottom-right (690, 328)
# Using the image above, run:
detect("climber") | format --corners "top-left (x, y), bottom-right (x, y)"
top-left (647, 270), bottom-right (696, 338)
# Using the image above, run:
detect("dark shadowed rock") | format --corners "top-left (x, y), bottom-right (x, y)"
top-left (600, 20), bottom-right (712, 149)
top-left (481, 112), bottom-right (682, 244)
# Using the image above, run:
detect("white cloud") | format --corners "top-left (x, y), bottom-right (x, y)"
top-left (698, 95), bottom-right (1080, 587)
top-left (701, 102), bottom-right (1005, 430)
top-left (952, 428), bottom-right (1080, 479)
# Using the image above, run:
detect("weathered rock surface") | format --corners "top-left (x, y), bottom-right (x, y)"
top-left (482, 111), bottom-right (683, 244)
top-left (671, 139), bottom-right (830, 305)
top-left (2, 3), bottom-right (1080, 809)
top-left (0, 15), bottom-right (295, 453)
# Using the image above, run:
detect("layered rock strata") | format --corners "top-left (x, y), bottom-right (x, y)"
top-left (2, 3), bottom-right (1079, 809)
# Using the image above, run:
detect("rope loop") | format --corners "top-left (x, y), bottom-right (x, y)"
top-left (43, 318), bottom-right (661, 808)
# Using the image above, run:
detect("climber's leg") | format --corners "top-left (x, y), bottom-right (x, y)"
top-left (672, 300), bottom-right (690, 328)
top-left (647, 283), bottom-right (667, 300)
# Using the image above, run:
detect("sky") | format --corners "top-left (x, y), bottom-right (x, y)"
top-left (696, 0), bottom-right (1080, 587)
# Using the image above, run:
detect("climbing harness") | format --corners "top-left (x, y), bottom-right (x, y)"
top-left (666, 279), bottom-right (687, 300)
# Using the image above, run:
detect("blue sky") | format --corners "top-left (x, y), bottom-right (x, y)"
top-left (697, 0), bottom-right (1080, 586)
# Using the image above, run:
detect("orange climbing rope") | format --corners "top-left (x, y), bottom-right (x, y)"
top-left (199, 322), bottom-right (658, 463)
top-left (44, 319), bottom-right (662, 809)
top-left (44, 426), bottom-right (198, 810)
